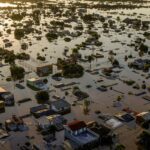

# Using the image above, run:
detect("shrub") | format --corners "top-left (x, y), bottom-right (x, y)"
top-left (46, 32), bottom-right (58, 42)
top-left (10, 65), bottom-right (25, 80)
top-left (62, 64), bottom-right (84, 78)
top-left (35, 91), bottom-right (49, 104)
top-left (14, 29), bottom-right (24, 40)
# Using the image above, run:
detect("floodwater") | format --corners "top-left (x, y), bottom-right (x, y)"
top-left (0, 0), bottom-right (149, 118)
top-left (0, 0), bottom-right (149, 149)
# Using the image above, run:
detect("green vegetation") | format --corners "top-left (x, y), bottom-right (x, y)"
top-left (144, 64), bottom-right (150, 71)
top-left (32, 10), bottom-right (40, 25)
top-left (87, 55), bottom-right (94, 69)
top-left (124, 80), bottom-right (135, 86)
top-left (10, 13), bottom-right (25, 21)
top-left (141, 120), bottom-right (150, 129)
top-left (112, 59), bottom-right (119, 66)
top-left (37, 55), bottom-right (46, 61)
top-left (4, 52), bottom-right (16, 64)
top-left (141, 83), bottom-right (146, 89)
top-left (14, 28), bottom-right (24, 40)
top-left (6, 29), bottom-right (11, 34)
top-left (16, 53), bottom-right (30, 60)
top-left (83, 99), bottom-right (90, 114)
top-left (133, 84), bottom-right (140, 89)
top-left (62, 64), bottom-right (84, 78)
top-left (86, 0), bottom-right (144, 2)
top-left (137, 131), bottom-right (150, 150)
top-left (144, 32), bottom-right (150, 39)
top-left (0, 48), bottom-right (30, 64)
top-left (114, 144), bottom-right (126, 150)
top-left (35, 91), bottom-right (49, 104)
top-left (64, 37), bottom-right (71, 42)
top-left (46, 32), bottom-right (58, 42)
top-left (82, 14), bottom-right (98, 23)
top-left (10, 65), bottom-right (25, 80)
top-left (50, 20), bottom-right (64, 28)
top-left (139, 44), bottom-right (148, 53)
top-left (57, 58), bottom-right (84, 78)
top-left (6, 77), bottom-right (12, 82)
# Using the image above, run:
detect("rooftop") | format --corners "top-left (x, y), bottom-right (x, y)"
top-left (0, 87), bottom-right (7, 93)
top-left (67, 120), bottom-right (87, 131)
top-left (27, 78), bottom-right (42, 82)
top-left (51, 99), bottom-right (71, 110)
top-left (73, 130), bottom-right (99, 145)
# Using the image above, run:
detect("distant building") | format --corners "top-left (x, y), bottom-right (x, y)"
top-left (51, 99), bottom-right (71, 115)
top-left (36, 64), bottom-right (52, 77)
top-left (64, 120), bottom-right (100, 150)
top-left (136, 112), bottom-right (150, 123)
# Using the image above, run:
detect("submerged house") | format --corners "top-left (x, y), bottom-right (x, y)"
top-left (64, 120), bottom-right (100, 150)
top-left (27, 78), bottom-right (47, 90)
top-left (131, 59), bottom-right (150, 70)
top-left (0, 87), bottom-right (14, 106)
top-left (30, 104), bottom-right (54, 118)
top-left (51, 99), bottom-right (71, 115)
top-left (5, 115), bottom-right (27, 131)
top-left (136, 112), bottom-right (150, 123)
top-left (37, 114), bottom-right (66, 131)
top-left (36, 64), bottom-right (52, 77)
top-left (88, 122), bottom-right (114, 146)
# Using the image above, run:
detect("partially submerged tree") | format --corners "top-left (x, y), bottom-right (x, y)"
top-left (35, 91), bottom-right (49, 104)
top-left (14, 28), bottom-right (24, 40)
top-left (10, 65), bottom-right (25, 80)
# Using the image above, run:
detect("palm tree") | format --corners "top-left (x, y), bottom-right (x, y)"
top-left (117, 96), bottom-right (122, 101)
top-left (87, 55), bottom-right (94, 69)
top-left (83, 99), bottom-right (90, 114)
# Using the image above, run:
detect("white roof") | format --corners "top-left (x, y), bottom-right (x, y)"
top-left (0, 87), bottom-right (6, 93)
top-left (27, 78), bottom-right (41, 82)
top-left (137, 112), bottom-right (149, 116)
top-left (106, 118), bottom-right (123, 129)
top-left (137, 112), bottom-right (150, 120)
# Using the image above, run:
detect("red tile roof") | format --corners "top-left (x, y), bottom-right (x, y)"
top-left (67, 120), bottom-right (86, 131)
